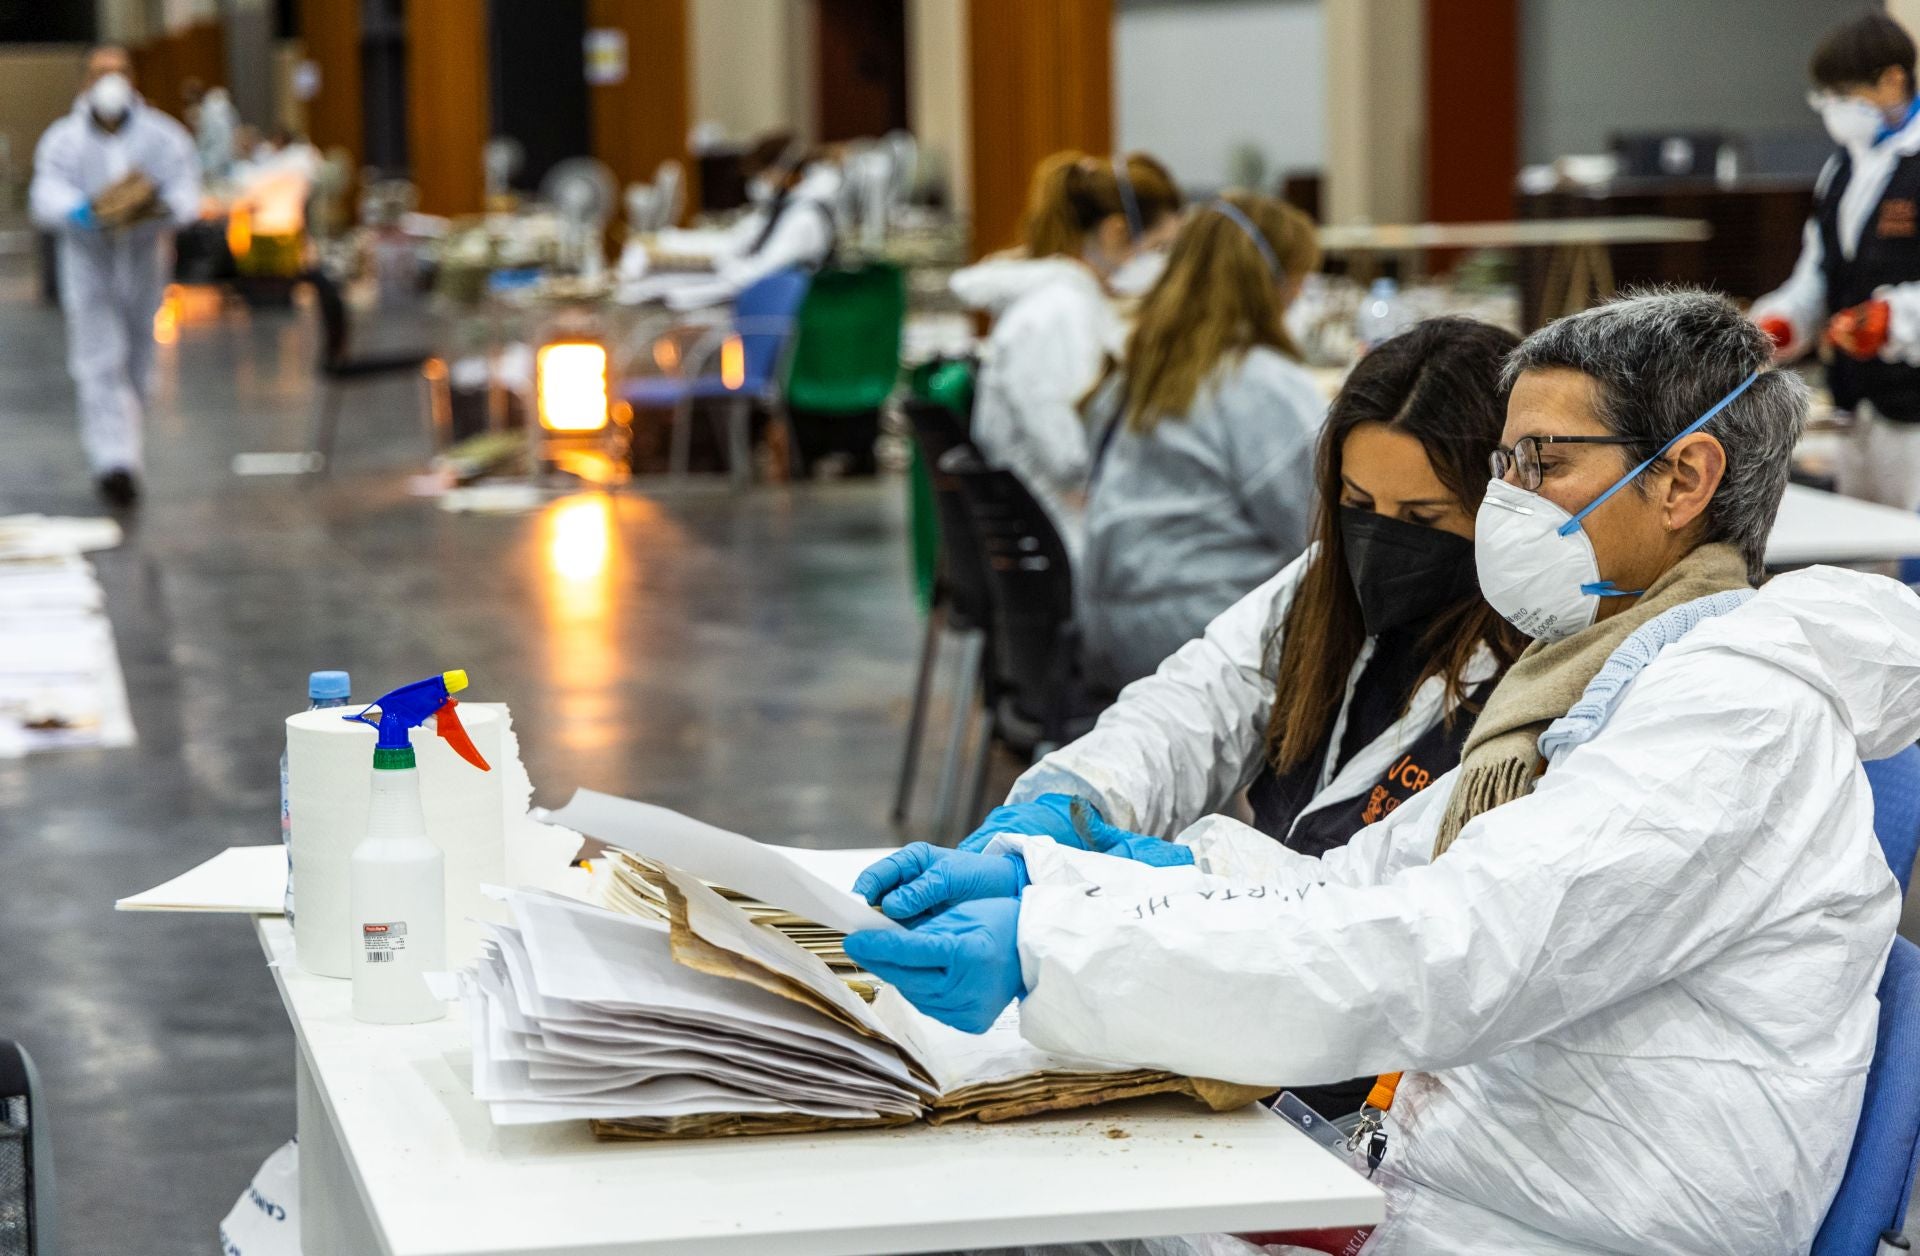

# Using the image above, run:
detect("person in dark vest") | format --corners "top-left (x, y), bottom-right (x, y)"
top-left (1753, 11), bottom-right (1920, 510)
top-left (711, 138), bottom-right (840, 290)
top-left (618, 135), bottom-right (841, 310)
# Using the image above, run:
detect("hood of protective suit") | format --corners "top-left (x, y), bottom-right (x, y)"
top-left (949, 255), bottom-right (1092, 316)
top-left (1688, 564), bottom-right (1920, 759)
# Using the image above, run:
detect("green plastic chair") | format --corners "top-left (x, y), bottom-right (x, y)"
top-left (903, 358), bottom-right (975, 613)
top-left (784, 262), bottom-right (908, 415)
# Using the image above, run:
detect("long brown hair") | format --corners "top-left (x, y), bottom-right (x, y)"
top-left (1122, 192), bottom-right (1320, 433)
top-left (1020, 150), bottom-right (1183, 258)
top-left (1266, 318), bottom-right (1527, 772)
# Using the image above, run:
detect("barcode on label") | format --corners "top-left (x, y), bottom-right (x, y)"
top-left (367, 952), bottom-right (393, 963)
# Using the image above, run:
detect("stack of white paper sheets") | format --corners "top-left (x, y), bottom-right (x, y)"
top-left (0, 520), bottom-right (134, 756)
top-left (454, 793), bottom-right (1266, 1139)
top-left (463, 886), bottom-right (930, 1129)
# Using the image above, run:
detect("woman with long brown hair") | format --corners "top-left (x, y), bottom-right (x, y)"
top-left (1078, 192), bottom-right (1325, 692)
top-left (959, 317), bottom-right (1525, 863)
top-left (948, 151), bottom-right (1184, 550)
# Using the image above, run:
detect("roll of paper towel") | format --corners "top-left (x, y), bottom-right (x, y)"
top-left (288, 704), bottom-right (506, 977)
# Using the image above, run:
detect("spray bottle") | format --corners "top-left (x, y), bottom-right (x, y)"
top-left (343, 670), bottom-right (491, 1024)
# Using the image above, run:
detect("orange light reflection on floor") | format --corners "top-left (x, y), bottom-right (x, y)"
top-left (540, 494), bottom-right (618, 755)
top-left (153, 287), bottom-right (181, 344)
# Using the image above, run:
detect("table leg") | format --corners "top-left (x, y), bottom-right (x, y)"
top-left (298, 1044), bottom-right (388, 1255)
top-left (1588, 242), bottom-right (1617, 301)
top-left (1539, 244), bottom-right (1570, 324)
top-left (1560, 246), bottom-right (1591, 319)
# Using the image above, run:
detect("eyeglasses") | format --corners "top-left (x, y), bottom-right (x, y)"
top-left (1489, 435), bottom-right (1640, 491)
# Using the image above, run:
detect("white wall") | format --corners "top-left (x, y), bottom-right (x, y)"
top-left (1520, 0), bottom-right (1860, 163)
top-left (1114, 0), bottom-right (1325, 191)
top-left (907, 0), bottom-right (969, 211)
top-left (689, 0), bottom-right (813, 145)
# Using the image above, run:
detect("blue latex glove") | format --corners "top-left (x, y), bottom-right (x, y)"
top-left (67, 202), bottom-right (95, 229)
top-left (843, 898), bottom-right (1024, 1034)
top-left (853, 842), bottom-right (1028, 922)
top-left (957, 793), bottom-right (1094, 853)
top-left (1079, 811), bottom-right (1195, 867)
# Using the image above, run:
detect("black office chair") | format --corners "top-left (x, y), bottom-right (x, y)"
top-left (942, 449), bottom-right (1106, 839)
top-left (303, 270), bottom-right (433, 474)
top-left (0, 1040), bottom-right (53, 1256)
top-left (894, 398), bottom-right (998, 836)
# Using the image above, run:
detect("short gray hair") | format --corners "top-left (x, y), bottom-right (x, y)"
top-left (1503, 288), bottom-right (1808, 582)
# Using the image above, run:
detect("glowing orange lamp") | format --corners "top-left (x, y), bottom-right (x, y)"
top-left (536, 340), bottom-right (611, 433)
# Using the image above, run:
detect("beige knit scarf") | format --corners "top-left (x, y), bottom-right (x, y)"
top-left (1431, 542), bottom-right (1751, 859)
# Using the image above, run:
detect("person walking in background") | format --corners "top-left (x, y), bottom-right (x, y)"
top-left (1076, 193), bottom-right (1328, 692)
top-left (30, 44), bottom-right (200, 507)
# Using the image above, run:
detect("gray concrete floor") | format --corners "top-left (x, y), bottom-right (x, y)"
top-left (0, 272), bottom-right (971, 1252)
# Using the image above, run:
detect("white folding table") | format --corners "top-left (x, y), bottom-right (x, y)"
top-left (259, 918), bottom-right (1382, 1256)
top-left (1767, 484), bottom-right (1920, 567)
top-left (1317, 215), bottom-right (1712, 319)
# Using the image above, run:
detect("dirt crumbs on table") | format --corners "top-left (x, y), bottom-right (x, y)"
top-left (1105, 1127), bottom-right (1130, 1140)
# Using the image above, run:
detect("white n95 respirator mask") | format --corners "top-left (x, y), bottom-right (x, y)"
top-left (1474, 368), bottom-right (1762, 643)
top-left (1474, 478), bottom-right (1625, 642)
top-left (1819, 96), bottom-right (1884, 151)
top-left (87, 72), bottom-right (133, 123)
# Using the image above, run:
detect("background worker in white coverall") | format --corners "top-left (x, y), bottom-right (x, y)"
top-left (30, 45), bottom-right (200, 507)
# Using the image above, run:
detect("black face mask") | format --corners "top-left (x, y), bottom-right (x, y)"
top-left (1338, 505), bottom-right (1479, 637)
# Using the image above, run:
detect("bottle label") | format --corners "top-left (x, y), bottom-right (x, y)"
top-left (361, 921), bottom-right (408, 964)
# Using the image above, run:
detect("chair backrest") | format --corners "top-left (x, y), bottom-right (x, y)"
top-left (1868, 745), bottom-right (1920, 897)
top-left (1812, 935), bottom-right (1920, 1255)
top-left (303, 270), bottom-right (351, 370)
top-left (784, 263), bottom-right (908, 415)
top-left (731, 267), bottom-right (812, 395)
top-left (944, 455), bottom-right (1079, 728)
top-left (908, 354), bottom-right (977, 424)
top-left (653, 159), bottom-right (684, 229)
top-left (906, 404), bottom-right (990, 629)
top-left (0, 1039), bottom-right (53, 1256)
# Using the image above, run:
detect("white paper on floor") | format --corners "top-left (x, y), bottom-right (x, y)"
top-left (0, 517), bottom-right (132, 755)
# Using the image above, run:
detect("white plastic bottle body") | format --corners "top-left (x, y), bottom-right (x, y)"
top-left (283, 689), bottom-right (350, 923)
top-left (350, 765), bottom-right (447, 1024)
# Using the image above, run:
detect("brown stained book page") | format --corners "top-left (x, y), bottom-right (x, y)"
top-left (660, 867), bottom-right (907, 1052)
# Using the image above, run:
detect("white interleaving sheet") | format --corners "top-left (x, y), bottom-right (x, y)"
top-left (540, 791), bottom-right (902, 934)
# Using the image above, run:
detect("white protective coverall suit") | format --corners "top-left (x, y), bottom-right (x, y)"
top-left (951, 256), bottom-right (1128, 558)
top-left (30, 96), bottom-right (200, 476)
top-left (1014, 551), bottom-right (1498, 850)
top-left (1000, 565), bottom-right (1920, 1255)
top-left (1077, 352), bottom-right (1325, 692)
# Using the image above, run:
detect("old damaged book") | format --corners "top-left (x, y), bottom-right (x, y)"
top-left (452, 791), bottom-right (1264, 1138)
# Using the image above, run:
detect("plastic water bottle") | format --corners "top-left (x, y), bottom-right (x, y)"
top-left (284, 670), bottom-right (351, 923)
top-left (1355, 277), bottom-right (1409, 353)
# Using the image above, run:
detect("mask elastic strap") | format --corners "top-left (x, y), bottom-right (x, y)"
top-left (1556, 368), bottom-right (1762, 539)
top-left (1112, 153), bottom-right (1143, 241)
top-left (1209, 199), bottom-right (1284, 283)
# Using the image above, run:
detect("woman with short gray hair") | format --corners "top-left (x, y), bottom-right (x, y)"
top-left (848, 288), bottom-right (1920, 1254)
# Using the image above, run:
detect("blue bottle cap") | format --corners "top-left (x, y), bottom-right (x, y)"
top-left (308, 670), bottom-right (351, 700)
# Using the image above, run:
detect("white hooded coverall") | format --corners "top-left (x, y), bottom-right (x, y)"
top-left (1001, 566), bottom-right (1920, 1255)
top-left (1077, 353), bottom-right (1325, 692)
top-left (30, 97), bottom-right (200, 476)
top-left (951, 256), bottom-right (1128, 558)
